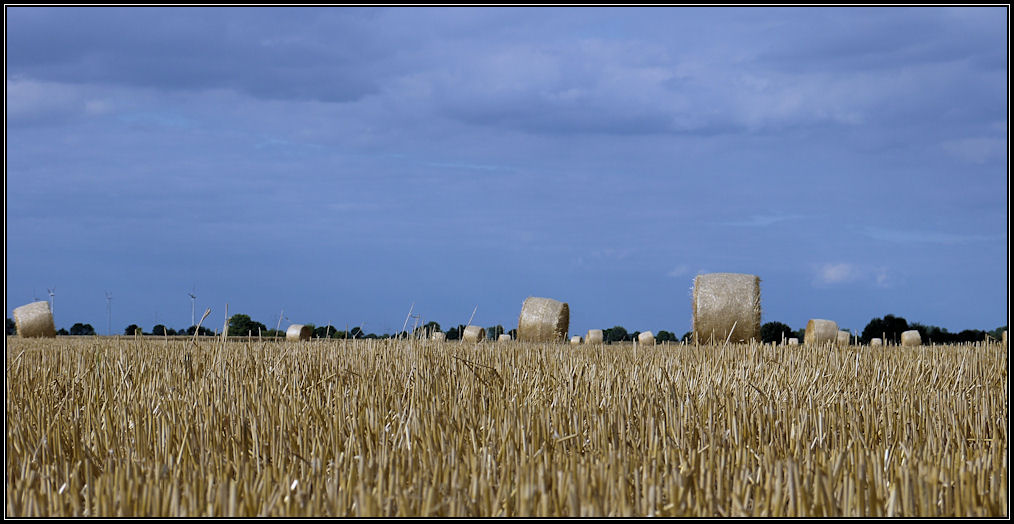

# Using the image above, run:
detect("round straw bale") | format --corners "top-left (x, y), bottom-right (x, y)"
top-left (870, 338), bottom-right (883, 347)
top-left (286, 324), bottom-right (311, 341)
top-left (804, 319), bottom-right (838, 346)
top-left (786, 337), bottom-right (799, 346)
top-left (900, 330), bottom-right (922, 347)
top-left (517, 297), bottom-right (569, 342)
top-left (498, 333), bottom-right (512, 342)
top-left (462, 325), bottom-right (485, 343)
top-left (570, 335), bottom-right (583, 345)
top-left (692, 273), bottom-right (761, 344)
top-left (586, 329), bottom-right (603, 344)
top-left (837, 330), bottom-right (851, 347)
top-left (13, 301), bottom-right (56, 338)
top-left (431, 332), bottom-right (446, 342)
top-left (637, 331), bottom-right (655, 346)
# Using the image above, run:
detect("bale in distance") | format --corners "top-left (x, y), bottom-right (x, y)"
top-left (517, 297), bottom-right (569, 342)
top-left (286, 324), bottom-right (312, 341)
top-left (637, 331), bottom-right (655, 346)
top-left (431, 332), bottom-right (446, 342)
top-left (786, 338), bottom-right (799, 346)
top-left (837, 330), bottom-right (851, 347)
top-left (570, 336), bottom-right (582, 345)
top-left (804, 319), bottom-right (838, 346)
top-left (586, 329), bottom-right (603, 345)
top-left (692, 273), bottom-right (761, 344)
top-left (13, 301), bottom-right (56, 338)
top-left (901, 330), bottom-right (922, 347)
top-left (498, 334), bottom-right (512, 342)
top-left (462, 325), bottom-right (485, 343)
top-left (870, 338), bottom-right (883, 347)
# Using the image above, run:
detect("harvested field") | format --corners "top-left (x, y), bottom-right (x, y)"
top-left (5, 336), bottom-right (1008, 517)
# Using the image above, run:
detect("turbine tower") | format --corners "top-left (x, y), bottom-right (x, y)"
top-left (47, 287), bottom-right (55, 317)
top-left (188, 290), bottom-right (197, 328)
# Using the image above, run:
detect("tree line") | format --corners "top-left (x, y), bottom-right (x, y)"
top-left (5, 313), bottom-right (1006, 344)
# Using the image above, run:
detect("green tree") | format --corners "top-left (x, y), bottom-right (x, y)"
top-left (228, 314), bottom-right (268, 337)
top-left (761, 321), bottom-right (795, 344)
top-left (486, 325), bottom-right (505, 340)
top-left (124, 324), bottom-right (142, 335)
top-left (151, 324), bottom-right (171, 336)
top-left (69, 323), bottom-right (96, 336)
top-left (680, 331), bottom-right (693, 343)
top-left (861, 314), bottom-right (909, 344)
top-left (57, 328), bottom-right (69, 336)
top-left (7, 318), bottom-right (17, 335)
top-left (656, 330), bottom-right (677, 343)
top-left (604, 326), bottom-right (628, 343)
top-left (186, 325), bottom-right (215, 336)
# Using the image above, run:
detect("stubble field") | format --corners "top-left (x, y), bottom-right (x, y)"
top-left (5, 336), bottom-right (1008, 517)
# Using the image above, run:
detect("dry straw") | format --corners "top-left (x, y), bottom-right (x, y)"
top-left (837, 330), bottom-right (851, 347)
top-left (286, 324), bottom-right (312, 341)
top-left (462, 325), bottom-right (485, 343)
top-left (498, 334), bottom-right (512, 342)
top-left (517, 297), bottom-right (569, 342)
top-left (431, 332), bottom-right (446, 342)
top-left (13, 301), bottom-right (56, 338)
top-left (786, 337), bottom-right (799, 346)
top-left (804, 319), bottom-right (839, 346)
top-left (637, 331), bottom-right (655, 346)
top-left (570, 336), bottom-right (583, 345)
top-left (901, 330), bottom-right (922, 347)
top-left (870, 338), bottom-right (883, 347)
top-left (692, 273), bottom-right (761, 344)
top-left (586, 329), bottom-right (603, 345)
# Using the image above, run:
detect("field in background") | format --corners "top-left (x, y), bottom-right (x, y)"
top-left (5, 336), bottom-right (1008, 517)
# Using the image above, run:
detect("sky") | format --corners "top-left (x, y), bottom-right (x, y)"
top-left (4, 6), bottom-right (1009, 336)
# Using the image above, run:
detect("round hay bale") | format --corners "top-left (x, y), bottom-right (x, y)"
top-left (498, 333), bottom-right (512, 342)
top-left (870, 338), bottom-right (883, 347)
top-left (462, 325), bottom-right (485, 343)
top-left (431, 332), bottom-right (446, 342)
top-left (804, 319), bottom-right (838, 346)
top-left (637, 331), bottom-right (655, 346)
top-left (13, 301), bottom-right (56, 338)
top-left (586, 329), bottom-right (603, 344)
top-left (837, 330), bottom-right (851, 347)
top-left (900, 330), bottom-right (922, 347)
top-left (692, 273), bottom-right (761, 344)
top-left (517, 297), bottom-right (569, 342)
top-left (786, 337), bottom-right (799, 346)
top-left (286, 324), bottom-right (312, 341)
top-left (570, 335), bottom-right (582, 345)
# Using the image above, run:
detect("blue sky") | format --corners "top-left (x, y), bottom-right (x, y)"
top-left (5, 6), bottom-right (1008, 336)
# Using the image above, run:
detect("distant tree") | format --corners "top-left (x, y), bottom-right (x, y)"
top-left (861, 314), bottom-right (909, 344)
top-left (761, 322), bottom-right (795, 344)
top-left (314, 325), bottom-right (340, 339)
top-left (7, 318), bottom-right (17, 335)
top-left (151, 324), bottom-right (170, 336)
top-left (656, 330), bottom-right (677, 343)
top-left (349, 326), bottom-right (364, 339)
top-left (69, 323), bottom-right (96, 336)
top-left (228, 314), bottom-right (268, 337)
top-left (988, 326), bottom-right (1007, 341)
top-left (57, 328), bottom-right (69, 336)
top-left (186, 325), bottom-right (216, 336)
top-left (486, 325), bottom-right (505, 340)
top-left (604, 326), bottom-right (629, 343)
top-left (446, 326), bottom-right (459, 341)
top-left (507, 328), bottom-right (518, 339)
top-left (124, 324), bottom-right (142, 336)
top-left (680, 331), bottom-right (693, 343)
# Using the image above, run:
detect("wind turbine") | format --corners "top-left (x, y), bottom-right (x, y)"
top-left (188, 289), bottom-right (197, 328)
top-left (47, 287), bottom-right (55, 317)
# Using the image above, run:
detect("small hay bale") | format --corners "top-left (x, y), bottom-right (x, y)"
top-left (692, 273), bottom-right (761, 344)
top-left (498, 334), bottom-right (512, 342)
top-left (804, 319), bottom-right (838, 346)
top-left (570, 335), bottom-right (582, 345)
top-left (431, 332), bottom-right (446, 342)
top-left (13, 301), bottom-right (56, 338)
top-left (286, 324), bottom-right (312, 341)
top-left (786, 337), bottom-right (799, 346)
top-left (837, 330), bottom-right (851, 347)
top-left (637, 331), bottom-right (655, 346)
top-left (870, 338), bottom-right (883, 347)
top-left (586, 329), bottom-right (603, 344)
top-left (901, 330), bottom-right (922, 347)
top-left (462, 325), bottom-right (485, 343)
top-left (517, 297), bottom-right (569, 342)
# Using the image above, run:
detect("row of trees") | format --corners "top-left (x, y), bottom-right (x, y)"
top-left (6, 314), bottom-right (1006, 345)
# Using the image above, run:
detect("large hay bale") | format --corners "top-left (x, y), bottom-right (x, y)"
top-left (462, 325), bottom-right (485, 343)
top-left (13, 301), bottom-right (56, 338)
top-left (586, 329), bottom-right (603, 344)
top-left (870, 338), bottom-right (883, 347)
top-left (431, 332), bottom-right (446, 342)
top-left (901, 330), bottom-right (922, 347)
top-left (570, 335), bottom-right (582, 345)
top-left (786, 338), bottom-right (799, 346)
top-left (637, 331), bottom-right (655, 346)
top-left (692, 273), bottom-right (761, 344)
top-left (804, 319), bottom-right (838, 346)
top-left (837, 330), bottom-right (851, 347)
top-left (286, 324), bottom-right (312, 341)
top-left (498, 334), bottom-right (512, 342)
top-left (517, 297), bottom-right (569, 342)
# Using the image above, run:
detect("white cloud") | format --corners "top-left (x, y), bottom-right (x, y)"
top-left (667, 265), bottom-right (690, 278)
top-left (817, 262), bottom-right (860, 285)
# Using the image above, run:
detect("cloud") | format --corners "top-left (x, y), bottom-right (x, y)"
top-left (816, 263), bottom-right (861, 285)
top-left (862, 227), bottom-right (997, 245)
top-left (667, 265), bottom-right (690, 278)
top-left (814, 262), bottom-right (895, 288)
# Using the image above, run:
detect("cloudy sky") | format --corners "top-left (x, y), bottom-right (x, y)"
top-left (5, 6), bottom-right (1008, 336)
